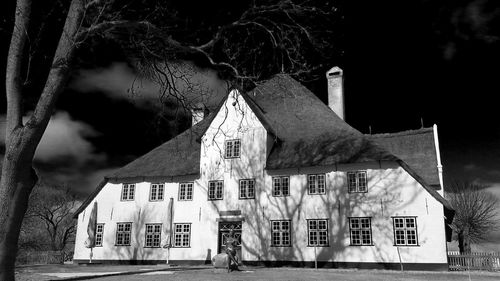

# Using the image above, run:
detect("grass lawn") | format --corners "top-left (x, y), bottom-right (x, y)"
top-left (91, 267), bottom-right (500, 281)
top-left (15, 264), bottom-right (500, 281)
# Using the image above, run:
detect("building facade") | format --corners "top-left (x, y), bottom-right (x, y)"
top-left (73, 69), bottom-right (453, 270)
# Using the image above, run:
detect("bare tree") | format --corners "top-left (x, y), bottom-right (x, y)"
top-left (1, 1), bottom-right (341, 279)
top-left (22, 184), bottom-right (77, 251)
top-left (446, 181), bottom-right (500, 253)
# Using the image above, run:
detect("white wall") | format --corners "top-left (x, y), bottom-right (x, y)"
top-left (74, 90), bottom-right (447, 265)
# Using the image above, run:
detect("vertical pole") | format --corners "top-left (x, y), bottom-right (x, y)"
top-left (168, 197), bottom-right (174, 265)
top-left (396, 247), bottom-right (403, 271)
top-left (314, 244), bottom-right (318, 270)
top-left (90, 248), bottom-right (93, 264)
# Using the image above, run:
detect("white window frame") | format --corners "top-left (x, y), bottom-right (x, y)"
top-left (208, 180), bottom-right (223, 200)
top-left (179, 182), bottom-right (194, 201)
top-left (115, 222), bottom-right (132, 246)
top-left (308, 174), bottom-right (326, 195)
top-left (349, 217), bottom-right (373, 246)
top-left (149, 183), bottom-right (164, 201)
top-left (144, 224), bottom-right (162, 248)
top-left (271, 220), bottom-right (291, 247)
top-left (95, 223), bottom-right (104, 247)
top-left (173, 223), bottom-right (191, 247)
top-left (393, 217), bottom-right (419, 246)
top-left (121, 184), bottom-right (135, 201)
top-left (307, 219), bottom-right (329, 247)
top-left (239, 179), bottom-right (255, 199)
top-left (225, 139), bottom-right (241, 158)
top-left (272, 176), bottom-right (290, 197)
top-left (347, 171), bottom-right (368, 193)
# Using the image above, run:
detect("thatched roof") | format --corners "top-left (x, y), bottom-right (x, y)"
top-left (105, 113), bottom-right (214, 182)
top-left (248, 75), bottom-right (397, 169)
top-left (74, 74), bottom-right (453, 217)
top-left (369, 128), bottom-right (440, 187)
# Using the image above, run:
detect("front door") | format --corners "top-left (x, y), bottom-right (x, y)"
top-left (218, 221), bottom-right (242, 261)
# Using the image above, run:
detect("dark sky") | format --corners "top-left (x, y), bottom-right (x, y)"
top-left (1, 0), bottom-right (500, 197)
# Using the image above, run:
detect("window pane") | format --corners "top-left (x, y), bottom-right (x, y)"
top-left (318, 174), bottom-right (325, 193)
top-left (273, 178), bottom-right (280, 196)
top-left (282, 177), bottom-right (289, 196)
top-left (234, 140), bottom-right (240, 157)
top-left (129, 185), bottom-right (135, 200)
top-left (248, 180), bottom-right (255, 198)
top-left (358, 172), bottom-right (367, 192)
top-left (308, 175), bottom-right (316, 194)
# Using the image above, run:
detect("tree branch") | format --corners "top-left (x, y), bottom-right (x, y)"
top-left (26, 0), bottom-right (85, 134)
top-left (5, 0), bottom-right (32, 134)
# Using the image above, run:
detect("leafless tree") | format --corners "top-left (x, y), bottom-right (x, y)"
top-left (446, 181), bottom-right (500, 253)
top-left (21, 184), bottom-right (77, 251)
top-left (1, 1), bottom-right (341, 279)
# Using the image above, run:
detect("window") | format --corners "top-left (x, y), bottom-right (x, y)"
top-left (225, 139), bottom-right (241, 158)
top-left (95, 223), bottom-right (104, 247)
top-left (307, 219), bottom-right (329, 246)
top-left (121, 184), bottom-right (135, 201)
top-left (347, 171), bottom-right (367, 193)
top-left (208, 180), bottom-right (223, 200)
top-left (145, 224), bottom-right (162, 247)
top-left (272, 176), bottom-right (290, 197)
top-left (149, 183), bottom-right (164, 201)
top-left (116, 222), bottom-right (132, 246)
top-left (308, 174), bottom-right (326, 195)
top-left (173, 223), bottom-right (191, 247)
top-left (393, 217), bottom-right (418, 246)
top-left (179, 182), bottom-right (194, 201)
top-left (271, 220), bottom-right (291, 246)
top-left (349, 217), bottom-right (372, 246)
top-left (239, 179), bottom-right (255, 199)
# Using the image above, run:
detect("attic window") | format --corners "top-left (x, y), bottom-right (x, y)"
top-left (347, 171), bottom-right (367, 193)
top-left (225, 139), bottom-right (241, 158)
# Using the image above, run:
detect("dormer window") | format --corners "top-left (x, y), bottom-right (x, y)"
top-left (225, 139), bottom-right (241, 158)
top-left (347, 171), bottom-right (367, 193)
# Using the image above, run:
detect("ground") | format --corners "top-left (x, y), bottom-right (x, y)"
top-left (15, 264), bottom-right (500, 281)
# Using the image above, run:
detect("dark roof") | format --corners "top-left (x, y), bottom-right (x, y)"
top-left (248, 74), bottom-right (396, 169)
top-left (105, 115), bottom-right (212, 182)
top-left (75, 74), bottom-right (453, 217)
top-left (368, 128), bottom-right (440, 186)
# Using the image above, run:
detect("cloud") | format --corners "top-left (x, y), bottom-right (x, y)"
top-left (33, 111), bottom-right (105, 164)
top-left (1, 111), bottom-right (103, 164)
top-left (0, 112), bottom-right (110, 195)
top-left (463, 163), bottom-right (478, 171)
top-left (70, 62), bottom-right (228, 109)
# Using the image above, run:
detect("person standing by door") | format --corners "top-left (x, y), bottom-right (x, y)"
top-left (225, 229), bottom-right (239, 272)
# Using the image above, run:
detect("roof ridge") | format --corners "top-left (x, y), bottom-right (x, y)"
top-left (367, 127), bottom-right (433, 138)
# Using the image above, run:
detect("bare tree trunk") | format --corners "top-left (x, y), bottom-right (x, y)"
top-left (0, 147), bottom-right (38, 280)
top-left (458, 226), bottom-right (471, 254)
top-left (0, 1), bottom-right (85, 280)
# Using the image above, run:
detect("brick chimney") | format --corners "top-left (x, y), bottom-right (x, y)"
top-left (326, 66), bottom-right (345, 120)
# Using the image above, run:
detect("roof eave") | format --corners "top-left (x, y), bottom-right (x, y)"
top-left (73, 178), bottom-right (108, 218)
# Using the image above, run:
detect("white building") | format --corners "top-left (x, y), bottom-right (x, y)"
top-left (73, 67), bottom-right (454, 270)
